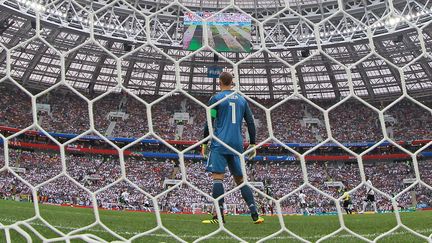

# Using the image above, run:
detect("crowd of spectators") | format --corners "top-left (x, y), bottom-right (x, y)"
top-left (0, 85), bottom-right (431, 214)
top-left (1, 148), bottom-right (431, 214)
top-left (385, 100), bottom-right (432, 141)
top-left (1, 85), bottom-right (430, 145)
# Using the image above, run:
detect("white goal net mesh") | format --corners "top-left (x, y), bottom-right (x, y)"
top-left (0, 0), bottom-right (432, 242)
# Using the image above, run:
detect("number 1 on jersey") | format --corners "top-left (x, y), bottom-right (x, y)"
top-left (229, 102), bottom-right (236, 124)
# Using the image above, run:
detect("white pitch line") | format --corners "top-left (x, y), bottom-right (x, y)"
top-left (0, 217), bottom-right (431, 241)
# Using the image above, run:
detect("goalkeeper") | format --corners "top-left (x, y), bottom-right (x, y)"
top-left (201, 72), bottom-right (263, 224)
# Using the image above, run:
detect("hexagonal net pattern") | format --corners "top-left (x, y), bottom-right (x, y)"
top-left (0, 0), bottom-right (432, 242)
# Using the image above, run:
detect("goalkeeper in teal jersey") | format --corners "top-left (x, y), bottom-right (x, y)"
top-left (201, 72), bottom-right (264, 224)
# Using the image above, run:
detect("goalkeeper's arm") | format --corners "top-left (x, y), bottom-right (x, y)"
top-left (203, 96), bottom-right (217, 141)
top-left (202, 107), bottom-right (217, 158)
top-left (203, 108), bottom-right (217, 142)
top-left (244, 103), bottom-right (256, 159)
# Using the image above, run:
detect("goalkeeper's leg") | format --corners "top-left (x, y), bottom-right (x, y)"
top-left (202, 152), bottom-right (229, 224)
top-left (202, 173), bottom-right (225, 224)
top-left (234, 176), bottom-right (257, 213)
top-left (229, 155), bottom-right (263, 224)
top-left (234, 176), bottom-right (263, 224)
top-left (212, 175), bottom-right (225, 220)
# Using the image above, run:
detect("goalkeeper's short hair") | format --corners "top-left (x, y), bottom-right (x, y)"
top-left (219, 72), bottom-right (233, 86)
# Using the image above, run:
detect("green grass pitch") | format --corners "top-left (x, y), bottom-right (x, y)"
top-left (0, 200), bottom-right (431, 242)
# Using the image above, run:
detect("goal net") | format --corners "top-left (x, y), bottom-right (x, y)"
top-left (0, 0), bottom-right (431, 242)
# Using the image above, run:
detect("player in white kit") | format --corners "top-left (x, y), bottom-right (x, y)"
top-left (298, 190), bottom-right (310, 215)
top-left (119, 190), bottom-right (130, 211)
top-left (359, 176), bottom-right (378, 214)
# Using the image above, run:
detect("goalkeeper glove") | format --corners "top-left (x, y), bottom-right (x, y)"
top-left (246, 144), bottom-right (257, 160)
top-left (201, 144), bottom-right (209, 159)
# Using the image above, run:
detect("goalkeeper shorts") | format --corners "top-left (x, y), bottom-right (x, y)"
top-left (206, 151), bottom-right (243, 176)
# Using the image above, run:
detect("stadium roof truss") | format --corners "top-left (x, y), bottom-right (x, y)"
top-left (0, 0), bottom-right (432, 100)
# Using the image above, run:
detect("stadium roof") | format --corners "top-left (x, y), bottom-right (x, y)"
top-left (0, 0), bottom-right (432, 99)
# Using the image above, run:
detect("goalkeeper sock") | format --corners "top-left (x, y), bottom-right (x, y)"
top-left (240, 185), bottom-right (258, 215)
top-left (212, 180), bottom-right (225, 215)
